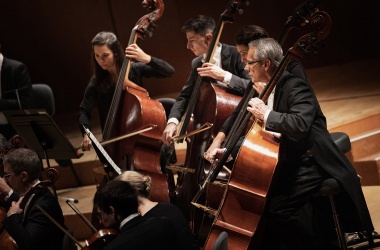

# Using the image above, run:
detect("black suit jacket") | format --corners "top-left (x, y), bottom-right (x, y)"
top-left (0, 56), bottom-right (33, 138)
top-left (144, 202), bottom-right (199, 250)
top-left (168, 43), bottom-right (250, 121)
top-left (266, 71), bottom-right (374, 232)
top-left (103, 215), bottom-right (179, 250)
top-left (3, 188), bottom-right (65, 250)
top-left (0, 56), bottom-right (33, 110)
top-left (220, 60), bottom-right (306, 135)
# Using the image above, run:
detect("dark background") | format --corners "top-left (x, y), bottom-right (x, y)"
top-left (1, 0), bottom-right (379, 115)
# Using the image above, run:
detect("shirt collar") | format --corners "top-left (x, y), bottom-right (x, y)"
top-left (119, 212), bottom-right (140, 229)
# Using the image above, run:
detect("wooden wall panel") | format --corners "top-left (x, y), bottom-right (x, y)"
top-left (1, 0), bottom-right (380, 114)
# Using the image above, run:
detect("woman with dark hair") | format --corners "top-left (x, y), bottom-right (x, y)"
top-left (234, 24), bottom-right (270, 63)
top-left (79, 31), bottom-right (174, 150)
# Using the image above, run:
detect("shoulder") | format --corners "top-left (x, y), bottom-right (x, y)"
top-left (286, 60), bottom-right (307, 80)
top-left (191, 56), bottom-right (203, 68)
top-left (221, 43), bottom-right (239, 54)
top-left (3, 57), bottom-right (26, 70)
top-left (34, 187), bottom-right (61, 206)
top-left (156, 202), bottom-right (181, 213)
top-left (279, 70), bottom-right (310, 93)
top-left (145, 203), bottom-right (188, 226)
top-left (221, 43), bottom-right (236, 50)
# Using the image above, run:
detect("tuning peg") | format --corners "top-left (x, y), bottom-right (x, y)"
top-left (150, 22), bottom-right (157, 30)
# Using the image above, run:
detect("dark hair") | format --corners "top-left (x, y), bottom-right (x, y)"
top-left (90, 31), bottom-right (124, 93)
top-left (3, 148), bottom-right (42, 181)
top-left (181, 15), bottom-right (215, 36)
top-left (94, 180), bottom-right (138, 220)
top-left (234, 25), bottom-right (270, 46)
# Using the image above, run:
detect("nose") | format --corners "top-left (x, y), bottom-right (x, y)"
top-left (244, 64), bottom-right (250, 72)
top-left (186, 41), bottom-right (192, 50)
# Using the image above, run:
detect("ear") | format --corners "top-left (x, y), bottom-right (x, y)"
top-left (109, 206), bottom-right (115, 215)
top-left (205, 33), bottom-right (213, 43)
top-left (20, 171), bottom-right (29, 182)
top-left (109, 206), bottom-right (116, 219)
top-left (263, 59), bottom-right (271, 71)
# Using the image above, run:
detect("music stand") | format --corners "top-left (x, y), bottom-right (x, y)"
top-left (4, 109), bottom-right (83, 198)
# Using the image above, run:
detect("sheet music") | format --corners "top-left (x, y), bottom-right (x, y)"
top-left (83, 126), bottom-right (122, 175)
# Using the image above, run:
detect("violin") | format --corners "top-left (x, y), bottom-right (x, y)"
top-left (65, 198), bottom-right (118, 249)
top-left (82, 229), bottom-right (119, 250)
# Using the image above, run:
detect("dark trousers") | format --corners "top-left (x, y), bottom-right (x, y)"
top-left (265, 158), bottom-right (338, 250)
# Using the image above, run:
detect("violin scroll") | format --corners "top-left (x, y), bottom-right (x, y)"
top-left (9, 135), bottom-right (24, 149)
top-left (45, 167), bottom-right (60, 185)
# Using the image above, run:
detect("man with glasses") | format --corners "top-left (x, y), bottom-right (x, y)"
top-left (205, 38), bottom-right (374, 249)
top-left (0, 148), bottom-right (65, 249)
top-left (203, 26), bottom-right (307, 162)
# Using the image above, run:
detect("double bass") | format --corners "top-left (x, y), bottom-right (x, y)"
top-left (172, 1), bottom-right (248, 235)
top-left (192, 0), bottom-right (322, 244)
top-left (98, 0), bottom-right (172, 203)
top-left (202, 11), bottom-right (332, 249)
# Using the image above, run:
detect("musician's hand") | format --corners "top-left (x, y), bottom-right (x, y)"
top-left (203, 132), bottom-right (226, 163)
top-left (125, 44), bottom-right (151, 64)
top-left (0, 177), bottom-right (12, 196)
top-left (81, 134), bottom-right (92, 151)
top-left (247, 97), bottom-right (268, 121)
top-left (7, 196), bottom-right (23, 216)
top-left (197, 63), bottom-right (226, 82)
top-left (253, 82), bottom-right (267, 95)
top-left (203, 148), bottom-right (226, 164)
top-left (162, 123), bottom-right (177, 146)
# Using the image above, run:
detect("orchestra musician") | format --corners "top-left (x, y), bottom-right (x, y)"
top-left (204, 24), bottom-right (308, 163)
top-left (115, 170), bottom-right (199, 250)
top-left (206, 38), bottom-right (375, 249)
top-left (0, 148), bottom-right (65, 250)
top-left (93, 179), bottom-right (179, 250)
top-left (0, 44), bottom-right (34, 140)
top-left (161, 15), bottom-right (250, 146)
top-left (79, 31), bottom-right (175, 150)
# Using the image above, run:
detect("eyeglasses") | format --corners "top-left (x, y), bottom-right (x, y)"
top-left (2, 173), bottom-right (15, 180)
top-left (246, 60), bottom-right (262, 68)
